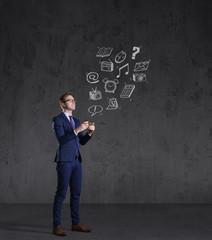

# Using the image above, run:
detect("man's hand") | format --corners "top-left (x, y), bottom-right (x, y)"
top-left (88, 122), bottom-right (95, 136)
top-left (75, 121), bottom-right (89, 134)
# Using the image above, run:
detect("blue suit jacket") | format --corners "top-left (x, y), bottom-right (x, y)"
top-left (52, 112), bottom-right (91, 162)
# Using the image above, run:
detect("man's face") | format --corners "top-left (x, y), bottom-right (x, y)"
top-left (62, 95), bottom-right (76, 111)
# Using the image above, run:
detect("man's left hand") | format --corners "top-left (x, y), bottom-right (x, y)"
top-left (88, 123), bottom-right (95, 136)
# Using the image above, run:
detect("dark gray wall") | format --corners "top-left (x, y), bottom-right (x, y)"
top-left (0, 0), bottom-right (212, 203)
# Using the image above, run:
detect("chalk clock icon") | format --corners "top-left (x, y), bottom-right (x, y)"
top-left (102, 78), bottom-right (119, 93)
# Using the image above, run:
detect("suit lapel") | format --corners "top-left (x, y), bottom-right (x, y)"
top-left (61, 112), bottom-right (69, 123)
top-left (73, 117), bottom-right (79, 128)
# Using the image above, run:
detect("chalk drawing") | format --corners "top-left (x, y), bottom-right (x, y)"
top-left (96, 47), bottom-right (113, 57)
top-left (115, 50), bottom-right (127, 63)
top-left (132, 46), bottom-right (141, 59)
top-left (101, 59), bottom-right (114, 72)
top-left (116, 63), bottom-right (129, 78)
top-left (89, 87), bottom-right (102, 100)
top-left (88, 105), bottom-right (103, 117)
top-left (102, 78), bottom-right (119, 93)
top-left (86, 45), bottom-right (151, 118)
top-left (120, 84), bottom-right (135, 98)
top-left (134, 60), bottom-right (150, 72)
top-left (86, 72), bottom-right (99, 84)
top-left (133, 73), bottom-right (147, 82)
top-left (106, 98), bottom-right (119, 110)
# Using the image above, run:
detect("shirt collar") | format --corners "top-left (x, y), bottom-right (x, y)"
top-left (63, 112), bottom-right (73, 120)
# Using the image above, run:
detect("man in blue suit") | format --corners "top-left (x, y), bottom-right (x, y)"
top-left (52, 92), bottom-right (95, 236)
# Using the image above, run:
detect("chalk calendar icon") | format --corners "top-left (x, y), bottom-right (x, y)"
top-left (120, 85), bottom-right (135, 98)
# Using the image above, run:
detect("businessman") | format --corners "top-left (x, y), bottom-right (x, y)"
top-left (52, 92), bottom-right (95, 236)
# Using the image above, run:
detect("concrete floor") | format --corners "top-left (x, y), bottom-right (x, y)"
top-left (0, 204), bottom-right (212, 240)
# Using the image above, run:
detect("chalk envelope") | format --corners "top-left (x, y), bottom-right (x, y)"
top-left (134, 60), bottom-right (150, 72)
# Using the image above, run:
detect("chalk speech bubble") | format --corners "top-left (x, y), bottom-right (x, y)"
top-left (88, 105), bottom-right (103, 117)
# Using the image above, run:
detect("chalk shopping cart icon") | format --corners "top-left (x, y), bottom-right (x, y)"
top-left (120, 84), bottom-right (135, 98)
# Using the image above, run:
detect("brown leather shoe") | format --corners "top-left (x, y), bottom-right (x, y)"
top-left (53, 226), bottom-right (67, 236)
top-left (72, 223), bottom-right (92, 232)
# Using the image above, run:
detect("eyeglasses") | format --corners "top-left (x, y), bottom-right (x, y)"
top-left (64, 99), bottom-right (76, 103)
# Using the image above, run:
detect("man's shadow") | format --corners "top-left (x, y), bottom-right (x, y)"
top-left (0, 222), bottom-right (52, 235)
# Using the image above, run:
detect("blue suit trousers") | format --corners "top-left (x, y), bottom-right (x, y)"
top-left (53, 159), bottom-right (82, 227)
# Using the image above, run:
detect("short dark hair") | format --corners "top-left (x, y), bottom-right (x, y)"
top-left (59, 92), bottom-right (72, 110)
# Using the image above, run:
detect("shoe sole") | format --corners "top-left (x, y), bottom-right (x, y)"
top-left (53, 232), bottom-right (67, 236)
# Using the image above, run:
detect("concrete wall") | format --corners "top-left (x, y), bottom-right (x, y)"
top-left (0, 0), bottom-right (212, 203)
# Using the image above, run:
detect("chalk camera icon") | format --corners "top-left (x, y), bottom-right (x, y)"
top-left (133, 73), bottom-right (147, 83)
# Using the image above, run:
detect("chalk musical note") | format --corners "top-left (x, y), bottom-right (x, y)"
top-left (116, 63), bottom-right (129, 78)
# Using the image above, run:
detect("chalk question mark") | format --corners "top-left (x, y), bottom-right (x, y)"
top-left (132, 46), bottom-right (141, 60)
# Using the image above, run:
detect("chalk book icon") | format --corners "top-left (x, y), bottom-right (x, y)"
top-left (101, 59), bottom-right (114, 72)
top-left (106, 98), bottom-right (118, 110)
top-left (89, 87), bottom-right (102, 100)
top-left (88, 105), bottom-right (103, 117)
top-left (96, 47), bottom-right (113, 57)
top-left (115, 50), bottom-right (127, 63)
top-left (134, 60), bottom-right (150, 72)
top-left (86, 72), bottom-right (99, 84)
top-left (120, 84), bottom-right (135, 98)
top-left (133, 73), bottom-right (147, 82)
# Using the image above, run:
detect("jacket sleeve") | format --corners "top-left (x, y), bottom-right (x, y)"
top-left (52, 117), bottom-right (77, 144)
top-left (78, 131), bottom-right (92, 145)
top-left (74, 119), bottom-right (92, 145)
